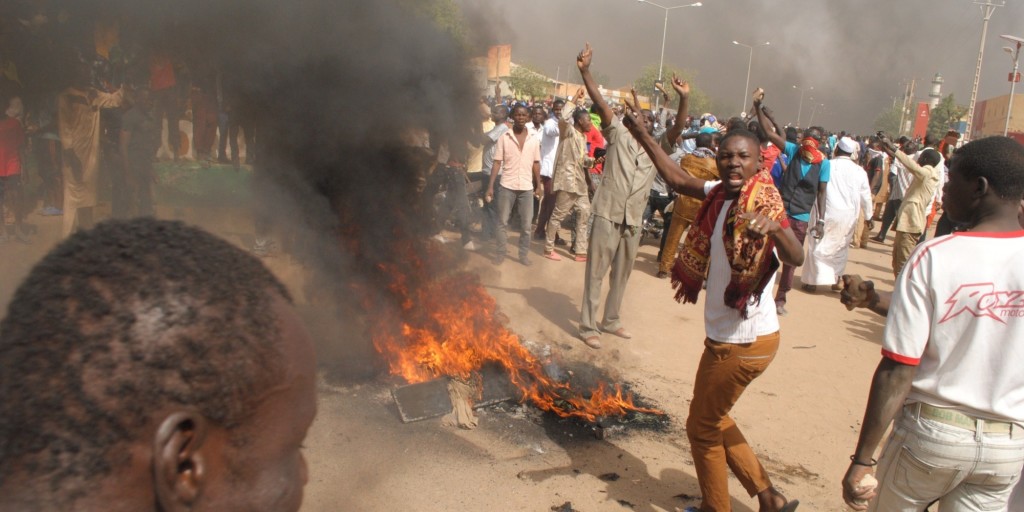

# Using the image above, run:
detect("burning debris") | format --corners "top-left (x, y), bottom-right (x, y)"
top-left (369, 240), bottom-right (664, 426)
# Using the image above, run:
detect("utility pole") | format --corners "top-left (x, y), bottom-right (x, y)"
top-left (964, 0), bottom-right (1004, 141)
top-left (897, 79), bottom-right (915, 137)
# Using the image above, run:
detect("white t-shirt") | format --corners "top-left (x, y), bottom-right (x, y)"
top-left (538, 117), bottom-right (560, 178)
top-left (704, 199), bottom-right (780, 344)
top-left (883, 230), bottom-right (1024, 423)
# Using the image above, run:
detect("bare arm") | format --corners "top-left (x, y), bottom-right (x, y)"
top-left (485, 159), bottom-right (501, 203)
top-left (662, 76), bottom-right (690, 148)
top-left (576, 43), bottom-right (613, 128)
top-left (839, 275), bottom-right (892, 317)
top-left (621, 106), bottom-right (708, 199)
top-left (757, 107), bottom-right (786, 149)
top-left (754, 90), bottom-right (786, 149)
top-left (842, 358), bottom-right (916, 509)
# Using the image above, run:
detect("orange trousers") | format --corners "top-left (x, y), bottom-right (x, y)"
top-left (686, 332), bottom-right (780, 511)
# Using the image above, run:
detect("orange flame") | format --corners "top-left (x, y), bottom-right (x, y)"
top-left (366, 241), bottom-right (662, 423)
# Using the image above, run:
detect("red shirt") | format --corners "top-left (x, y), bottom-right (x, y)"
top-left (0, 117), bottom-right (25, 177)
top-left (149, 55), bottom-right (177, 91)
top-left (586, 127), bottom-right (606, 175)
top-left (760, 144), bottom-right (781, 174)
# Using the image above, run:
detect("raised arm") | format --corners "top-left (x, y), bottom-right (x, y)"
top-left (621, 103), bottom-right (709, 199)
top-left (576, 43), bottom-right (613, 128)
top-left (754, 89), bottom-right (786, 149)
top-left (559, 88), bottom-right (585, 138)
top-left (662, 75), bottom-right (690, 148)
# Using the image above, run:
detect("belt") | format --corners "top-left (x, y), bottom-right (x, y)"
top-left (916, 403), bottom-right (1016, 434)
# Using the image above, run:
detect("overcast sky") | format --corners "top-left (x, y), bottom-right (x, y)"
top-left (456, 0), bottom-right (1024, 133)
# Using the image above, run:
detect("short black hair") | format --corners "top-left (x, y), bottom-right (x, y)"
top-left (785, 126), bottom-right (799, 143)
top-left (695, 132), bottom-right (714, 149)
top-left (552, 99), bottom-right (565, 108)
top-left (719, 129), bottom-right (760, 152)
top-left (726, 117), bottom-right (746, 132)
top-left (512, 104), bottom-right (529, 115)
top-left (950, 136), bottom-right (1024, 200)
top-left (917, 148), bottom-right (942, 168)
top-left (0, 218), bottom-right (292, 496)
top-left (572, 108), bottom-right (591, 124)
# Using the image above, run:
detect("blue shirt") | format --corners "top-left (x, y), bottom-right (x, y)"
top-left (783, 141), bottom-right (831, 222)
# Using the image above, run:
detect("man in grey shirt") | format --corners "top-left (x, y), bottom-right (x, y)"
top-left (576, 44), bottom-right (658, 349)
top-left (478, 105), bottom-right (509, 241)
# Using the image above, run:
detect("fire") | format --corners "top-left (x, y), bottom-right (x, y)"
top-left (366, 240), bottom-right (662, 423)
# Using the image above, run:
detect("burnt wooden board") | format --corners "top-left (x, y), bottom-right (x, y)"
top-left (392, 365), bottom-right (517, 423)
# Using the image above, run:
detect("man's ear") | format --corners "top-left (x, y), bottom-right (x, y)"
top-left (153, 412), bottom-right (210, 511)
top-left (974, 176), bottom-right (990, 199)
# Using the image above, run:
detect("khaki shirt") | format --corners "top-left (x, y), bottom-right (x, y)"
top-left (551, 102), bottom-right (593, 196)
top-left (590, 116), bottom-right (657, 227)
top-left (893, 150), bottom-right (940, 234)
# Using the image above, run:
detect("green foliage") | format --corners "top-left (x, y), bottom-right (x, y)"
top-left (927, 94), bottom-right (967, 140)
top-left (508, 64), bottom-right (551, 99)
top-left (633, 64), bottom-right (713, 114)
top-left (874, 105), bottom-right (903, 136)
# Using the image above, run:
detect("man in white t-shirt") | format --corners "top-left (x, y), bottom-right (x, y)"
top-left (623, 110), bottom-right (805, 511)
top-left (842, 136), bottom-right (1024, 511)
top-left (534, 101), bottom-right (563, 240)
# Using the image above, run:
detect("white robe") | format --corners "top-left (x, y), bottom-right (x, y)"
top-left (801, 157), bottom-right (872, 286)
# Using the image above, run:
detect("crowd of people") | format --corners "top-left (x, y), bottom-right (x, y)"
top-left (421, 42), bottom-right (1023, 512)
top-left (1, 10), bottom-right (1023, 510)
top-left (0, 5), bottom-right (258, 244)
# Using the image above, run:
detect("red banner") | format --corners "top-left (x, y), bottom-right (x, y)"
top-left (912, 102), bottom-right (930, 140)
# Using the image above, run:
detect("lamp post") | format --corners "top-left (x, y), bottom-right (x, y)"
top-left (1000, 35), bottom-right (1023, 136)
top-left (808, 102), bottom-right (825, 126)
top-left (792, 84), bottom-right (813, 127)
top-left (637, 0), bottom-right (702, 111)
top-left (964, 0), bottom-right (1004, 141)
top-left (732, 40), bottom-right (769, 115)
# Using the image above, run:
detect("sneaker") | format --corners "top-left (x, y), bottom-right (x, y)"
top-left (544, 251), bottom-right (562, 261)
top-left (574, 255), bottom-right (588, 263)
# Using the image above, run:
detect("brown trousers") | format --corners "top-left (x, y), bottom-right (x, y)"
top-left (892, 230), bottom-right (919, 277)
top-left (687, 332), bottom-right (780, 511)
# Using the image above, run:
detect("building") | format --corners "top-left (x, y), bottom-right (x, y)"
top-left (928, 73), bottom-right (943, 109)
top-left (971, 92), bottom-right (1024, 144)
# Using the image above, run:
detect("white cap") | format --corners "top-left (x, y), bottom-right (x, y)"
top-left (837, 136), bottom-right (858, 155)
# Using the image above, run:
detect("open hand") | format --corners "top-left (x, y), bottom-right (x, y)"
top-left (671, 75), bottom-right (690, 98)
top-left (577, 43), bottom-right (593, 72)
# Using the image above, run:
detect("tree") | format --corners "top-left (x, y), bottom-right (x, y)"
top-left (927, 94), bottom-right (967, 140)
top-left (633, 64), bottom-right (714, 115)
top-left (873, 105), bottom-right (903, 136)
top-left (508, 64), bottom-right (551, 99)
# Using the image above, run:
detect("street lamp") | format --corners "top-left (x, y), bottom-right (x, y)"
top-left (637, 0), bottom-right (702, 111)
top-left (999, 34), bottom-right (1023, 136)
top-left (732, 40), bottom-right (769, 115)
top-left (964, 0), bottom-right (1005, 141)
top-left (793, 84), bottom-right (813, 127)
top-left (809, 102), bottom-right (825, 126)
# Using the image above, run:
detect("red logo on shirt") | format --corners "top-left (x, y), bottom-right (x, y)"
top-left (940, 283), bottom-right (1024, 324)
